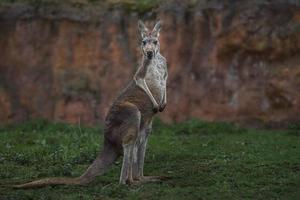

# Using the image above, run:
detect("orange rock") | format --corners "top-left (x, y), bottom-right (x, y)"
top-left (0, 2), bottom-right (300, 127)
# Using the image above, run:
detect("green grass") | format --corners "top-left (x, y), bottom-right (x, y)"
top-left (0, 119), bottom-right (299, 199)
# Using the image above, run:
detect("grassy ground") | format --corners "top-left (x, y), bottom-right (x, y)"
top-left (0, 119), bottom-right (299, 200)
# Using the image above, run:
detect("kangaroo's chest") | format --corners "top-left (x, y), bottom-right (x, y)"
top-left (145, 61), bottom-right (166, 103)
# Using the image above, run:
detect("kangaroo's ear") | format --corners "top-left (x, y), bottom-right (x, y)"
top-left (152, 20), bottom-right (162, 37)
top-left (138, 20), bottom-right (148, 38)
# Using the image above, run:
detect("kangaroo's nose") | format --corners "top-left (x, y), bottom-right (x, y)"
top-left (146, 51), bottom-right (153, 59)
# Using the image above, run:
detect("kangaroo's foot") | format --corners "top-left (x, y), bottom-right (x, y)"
top-left (134, 176), bottom-right (169, 183)
top-left (126, 179), bottom-right (140, 186)
top-left (159, 104), bottom-right (166, 112)
top-left (119, 176), bottom-right (141, 186)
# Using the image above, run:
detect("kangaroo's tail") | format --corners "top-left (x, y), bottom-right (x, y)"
top-left (13, 141), bottom-right (119, 189)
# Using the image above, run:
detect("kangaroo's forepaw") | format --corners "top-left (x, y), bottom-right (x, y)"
top-left (153, 106), bottom-right (159, 113)
top-left (159, 104), bottom-right (166, 112)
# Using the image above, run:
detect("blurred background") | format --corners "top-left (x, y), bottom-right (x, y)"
top-left (0, 0), bottom-right (300, 127)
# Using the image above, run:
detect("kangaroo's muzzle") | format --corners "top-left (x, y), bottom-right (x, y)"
top-left (146, 51), bottom-right (153, 59)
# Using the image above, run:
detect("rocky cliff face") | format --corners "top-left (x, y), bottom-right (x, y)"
top-left (0, 1), bottom-right (300, 127)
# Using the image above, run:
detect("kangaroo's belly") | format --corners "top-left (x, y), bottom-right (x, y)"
top-left (145, 66), bottom-right (166, 104)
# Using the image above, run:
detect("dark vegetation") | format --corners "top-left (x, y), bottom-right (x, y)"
top-left (0, 0), bottom-right (168, 12)
top-left (0, 119), bottom-right (299, 199)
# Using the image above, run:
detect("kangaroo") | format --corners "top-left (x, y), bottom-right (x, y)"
top-left (14, 20), bottom-right (168, 188)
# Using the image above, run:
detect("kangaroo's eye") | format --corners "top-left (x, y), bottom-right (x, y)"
top-left (142, 41), bottom-right (146, 46)
top-left (153, 40), bottom-right (158, 45)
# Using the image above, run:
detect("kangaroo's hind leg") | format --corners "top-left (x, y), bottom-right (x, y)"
top-left (132, 119), bottom-right (152, 181)
top-left (118, 102), bottom-right (141, 185)
top-left (133, 119), bottom-right (167, 183)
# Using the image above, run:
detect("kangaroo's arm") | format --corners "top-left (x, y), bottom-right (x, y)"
top-left (159, 67), bottom-right (168, 112)
top-left (163, 70), bottom-right (168, 104)
top-left (134, 59), bottom-right (159, 111)
top-left (134, 78), bottom-right (159, 110)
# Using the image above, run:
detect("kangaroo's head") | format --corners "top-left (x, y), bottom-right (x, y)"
top-left (138, 20), bottom-right (162, 60)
